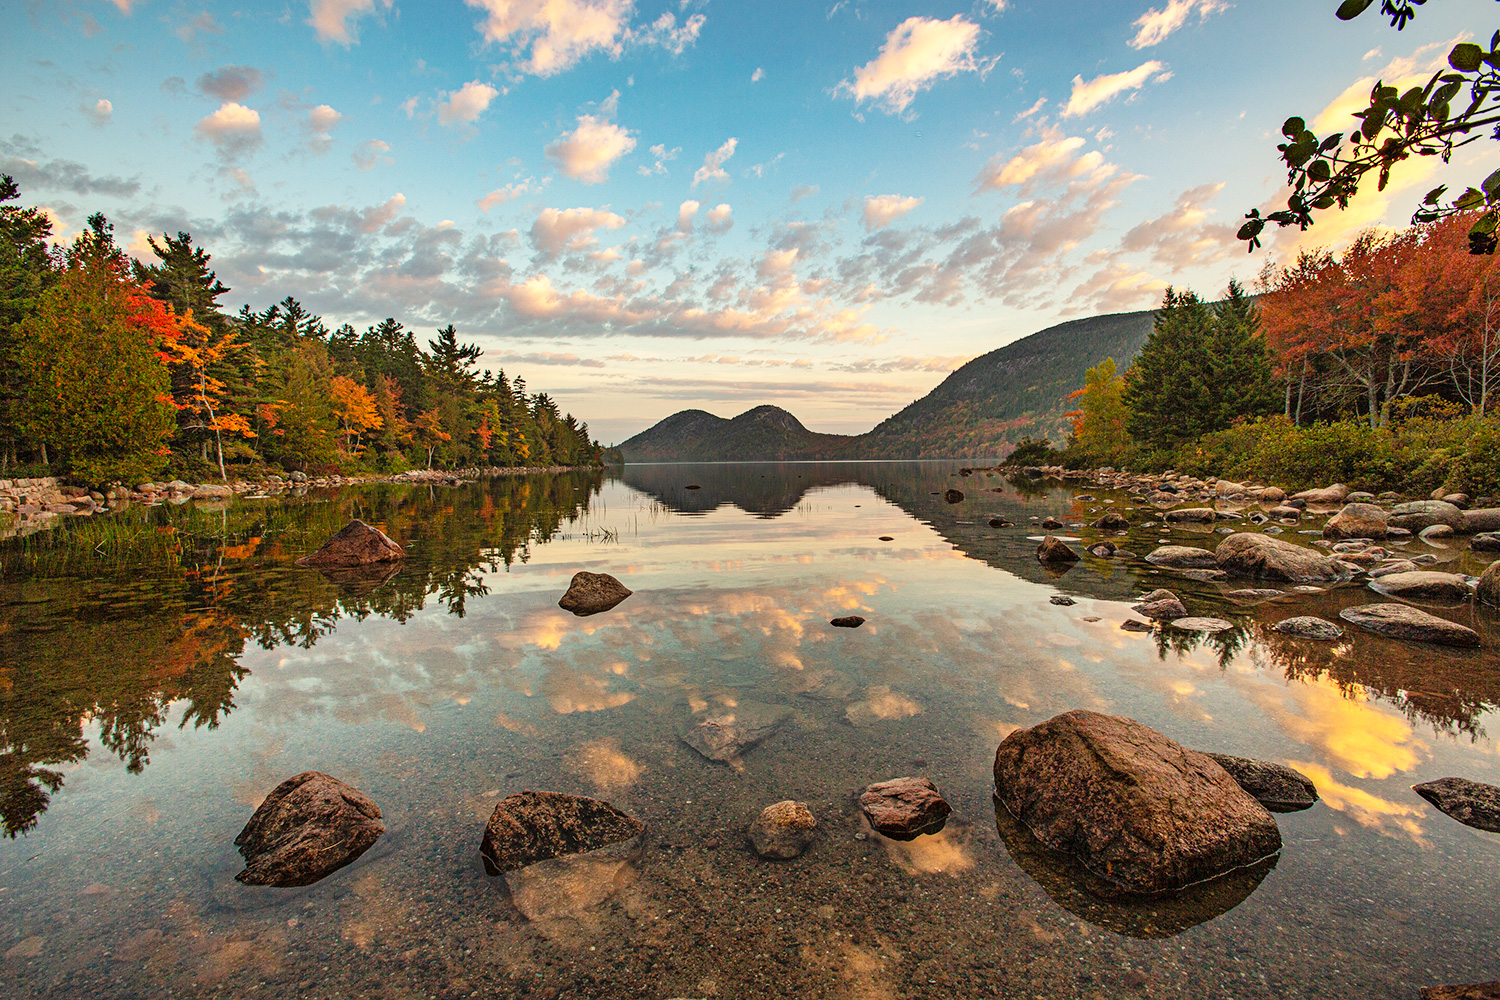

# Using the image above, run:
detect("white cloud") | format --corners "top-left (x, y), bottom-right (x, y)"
top-left (437, 81), bottom-right (500, 127)
top-left (83, 98), bottom-right (113, 126)
top-left (465, 0), bottom-right (632, 77)
top-left (1120, 182), bottom-right (1235, 268)
top-left (479, 183), bottom-right (531, 211)
top-left (1062, 60), bottom-right (1170, 117)
top-left (862, 194), bottom-right (923, 231)
top-left (305, 104), bottom-right (342, 152)
top-left (975, 128), bottom-right (1113, 195)
top-left (751, 67), bottom-right (764, 83)
top-left (1128, 0), bottom-right (1228, 50)
top-left (1013, 96), bottom-right (1046, 122)
top-left (693, 137), bottom-right (737, 186)
top-left (353, 139), bottom-right (392, 171)
top-left (529, 206), bottom-right (627, 256)
top-left (308, 0), bottom-right (389, 46)
top-left (677, 199), bottom-right (700, 231)
top-left (638, 142), bottom-right (680, 176)
top-left (705, 203), bottom-right (733, 233)
top-left (194, 102), bottom-right (262, 155)
top-left (635, 11), bottom-right (705, 54)
top-left (545, 107), bottom-right (636, 184)
top-left (838, 15), bottom-right (990, 115)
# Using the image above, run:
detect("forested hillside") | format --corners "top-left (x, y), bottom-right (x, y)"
top-left (0, 177), bottom-right (602, 485)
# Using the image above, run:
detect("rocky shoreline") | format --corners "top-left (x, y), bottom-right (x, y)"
top-left (0, 465), bottom-right (600, 538)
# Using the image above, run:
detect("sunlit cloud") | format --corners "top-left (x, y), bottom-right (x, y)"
top-left (1128, 0), bottom-right (1229, 49)
top-left (693, 137), bottom-right (738, 187)
top-left (862, 194), bottom-right (923, 231)
top-left (546, 105), bottom-right (636, 184)
top-left (838, 14), bottom-right (992, 115)
top-left (194, 102), bottom-right (262, 155)
top-left (437, 80), bottom-right (500, 127)
top-left (82, 98), bottom-right (113, 126)
top-left (1062, 61), bottom-right (1171, 117)
top-left (309, 0), bottom-right (390, 46)
top-left (529, 206), bottom-right (627, 256)
top-left (466, 0), bottom-right (632, 77)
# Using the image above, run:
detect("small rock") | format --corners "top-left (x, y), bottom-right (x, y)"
top-left (1323, 502), bottom-right (1388, 540)
top-left (681, 703), bottom-right (791, 762)
top-left (1471, 532), bottom-right (1500, 552)
top-left (987, 518), bottom-right (1011, 528)
top-left (1144, 545), bottom-right (1219, 569)
top-left (1120, 619), bottom-right (1153, 632)
top-left (1206, 754), bottom-right (1318, 812)
top-left (1369, 560), bottom-right (1419, 578)
top-left (1036, 535), bottom-right (1080, 564)
top-left (1133, 597), bottom-right (1189, 621)
top-left (747, 801), bottom-right (818, 859)
top-left (1421, 982), bottom-right (1500, 1000)
top-left (234, 772), bottom-right (384, 887)
top-left (1164, 507), bottom-right (1218, 523)
top-left (1087, 541), bottom-right (1117, 558)
top-left (1390, 500), bottom-right (1465, 533)
top-left (1271, 616), bottom-right (1344, 640)
top-left (830, 615), bottom-right (865, 628)
top-left (1339, 604), bottom-right (1481, 647)
top-left (1041, 516), bottom-right (1064, 530)
top-left (1291, 484), bottom-right (1351, 504)
top-left (878, 535), bottom-right (895, 541)
top-left (1049, 595), bottom-right (1076, 606)
top-left (858, 777), bottom-right (951, 841)
top-left (1226, 589), bottom-right (1284, 603)
top-left (1412, 777), bottom-right (1500, 833)
top-left (944, 489), bottom-right (964, 504)
top-left (295, 520), bottom-right (405, 569)
top-left (1091, 512), bottom-right (1130, 530)
top-left (1170, 617), bottom-right (1235, 633)
top-left (480, 790), bottom-right (646, 874)
top-left (558, 572), bottom-right (633, 616)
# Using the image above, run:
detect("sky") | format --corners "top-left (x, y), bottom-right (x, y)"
top-left (4, 0), bottom-right (1493, 443)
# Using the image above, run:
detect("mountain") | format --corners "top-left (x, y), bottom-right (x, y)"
top-left (618, 308), bottom-right (1155, 462)
top-left (617, 404), bottom-right (858, 461)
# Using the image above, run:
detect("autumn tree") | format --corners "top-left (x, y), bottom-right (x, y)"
top-left (412, 407), bottom-right (450, 469)
top-left (1069, 357), bottom-right (1131, 464)
top-left (15, 216), bottom-right (176, 483)
top-left (328, 374), bottom-right (384, 455)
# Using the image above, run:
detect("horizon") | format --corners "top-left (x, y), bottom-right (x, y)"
top-left (5, 0), bottom-right (1484, 444)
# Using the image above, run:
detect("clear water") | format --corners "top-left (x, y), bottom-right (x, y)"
top-left (2, 462), bottom-right (1498, 999)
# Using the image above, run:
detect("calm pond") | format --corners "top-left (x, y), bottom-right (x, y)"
top-left (2, 462), bottom-right (1498, 999)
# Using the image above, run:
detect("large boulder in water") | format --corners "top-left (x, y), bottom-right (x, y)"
top-left (1370, 571), bottom-right (1472, 603)
top-left (480, 790), bottom-right (646, 874)
top-left (234, 771), bottom-right (384, 886)
top-left (1390, 500), bottom-right (1464, 533)
top-left (1145, 545), bottom-right (1218, 569)
top-left (1323, 502), bottom-right (1388, 540)
top-left (1339, 603), bottom-right (1481, 647)
top-left (1035, 535), bottom-right (1080, 564)
top-left (1480, 561), bottom-right (1500, 608)
top-left (1291, 484), bottom-right (1350, 505)
top-left (1214, 533), bottom-right (1344, 583)
top-left (1413, 777), bottom-right (1500, 833)
top-left (1461, 508), bottom-right (1500, 534)
top-left (295, 520), bottom-right (404, 569)
top-left (558, 571), bottom-right (632, 616)
top-left (992, 710), bottom-right (1282, 896)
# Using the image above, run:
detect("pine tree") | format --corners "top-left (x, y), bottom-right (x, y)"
top-left (1207, 279), bottom-right (1279, 429)
top-left (1125, 288), bottom-right (1215, 450)
top-left (0, 175), bottom-right (56, 468)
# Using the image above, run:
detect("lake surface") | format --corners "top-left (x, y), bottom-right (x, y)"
top-left (2, 461), bottom-right (1498, 999)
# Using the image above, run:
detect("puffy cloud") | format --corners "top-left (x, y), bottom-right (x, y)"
top-left (465, 0), bottom-right (632, 77)
top-left (1128, 0), bottom-right (1229, 49)
top-left (478, 182), bottom-right (531, 211)
top-left (1119, 182), bottom-right (1236, 268)
top-left (305, 104), bottom-right (343, 153)
top-left (195, 65), bottom-right (264, 101)
top-left (1063, 61), bottom-right (1171, 117)
top-left (751, 67), bottom-right (764, 83)
top-left (353, 139), bottom-right (392, 171)
top-left (529, 206), bottom-right (627, 256)
top-left (308, 0), bottom-right (390, 46)
top-left (676, 199), bottom-right (699, 231)
top-left (194, 102), bottom-right (263, 155)
top-left (0, 137), bottom-right (140, 196)
top-left (308, 192), bottom-right (407, 233)
top-left (82, 98), bottom-right (113, 126)
top-left (974, 128), bottom-right (1111, 195)
top-left (437, 81), bottom-right (500, 127)
top-left (705, 203), bottom-right (733, 233)
top-left (862, 194), bottom-right (923, 231)
top-left (838, 15), bottom-right (989, 115)
top-left (545, 111), bottom-right (636, 184)
top-left (638, 142), bottom-right (679, 177)
top-left (693, 137), bottom-right (737, 187)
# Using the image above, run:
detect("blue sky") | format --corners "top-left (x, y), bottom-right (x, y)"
top-left (4, 0), bottom-right (1491, 442)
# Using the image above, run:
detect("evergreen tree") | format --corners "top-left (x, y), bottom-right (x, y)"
top-left (0, 175), bottom-right (56, 468)
top-left (1124, 287), bottom-right (1216, 450)
top-left (1207, 279), bottom-right (1279, 429)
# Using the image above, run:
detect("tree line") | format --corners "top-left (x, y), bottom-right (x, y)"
top-left (0, 177), bottom-right (604, 486)
top-left (1034, 212), bottom-right (1500, 493)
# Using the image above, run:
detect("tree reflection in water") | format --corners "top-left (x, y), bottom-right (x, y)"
top-left (0, 471), bottom-right (604, 837)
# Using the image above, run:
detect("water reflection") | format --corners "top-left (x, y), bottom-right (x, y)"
top-left (0, 472), bottom-right (604, 836)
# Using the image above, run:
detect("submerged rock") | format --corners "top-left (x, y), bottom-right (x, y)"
top-left (1144, 545), bottom-right (1219, 569)
top-left (295, 519), bottom-right (405, 569)
top-left (1036, 535), bottom-right (1080, 564)
top-left (1092, 512), bottom-right (1130, 530)
top-left (830, 615), bottom-right (865, 628)
top-left (1226, 589), bottom-right (1285, 603)
top-left (987, 518), bottom-right (1011, 528)
top-left (859, 777), bottom-right (952, 841)
top-left (1271, 616), bottom-right (1344, 640)
top-left (747, 800), bottom-right (818, 859)
top-left (1215, 533), bottom-right (1344, 583)
top-left (680, 703), bottom-right (791, 762)
top-left (1120, 619), bottom-right (1154, 632)
top-left (1164, 508), bottom-right (1218, 523)
top-left (480, 790), bottom-right (646, 874)
top-left (1205, 754), bottom-right (1319, 812)
top-left (234, 772), bottom-right (384, 887)
top-left (943, 489), bottom-right (964, 504)
top-left (558, 572), bottom-right (633, 616)
top-left (1339, 604), bottom-right (1482, 647)
top-left (1413, 777), bottom-right (1500, 833)
top-left (992, 710), bottom-right (1282, 896)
